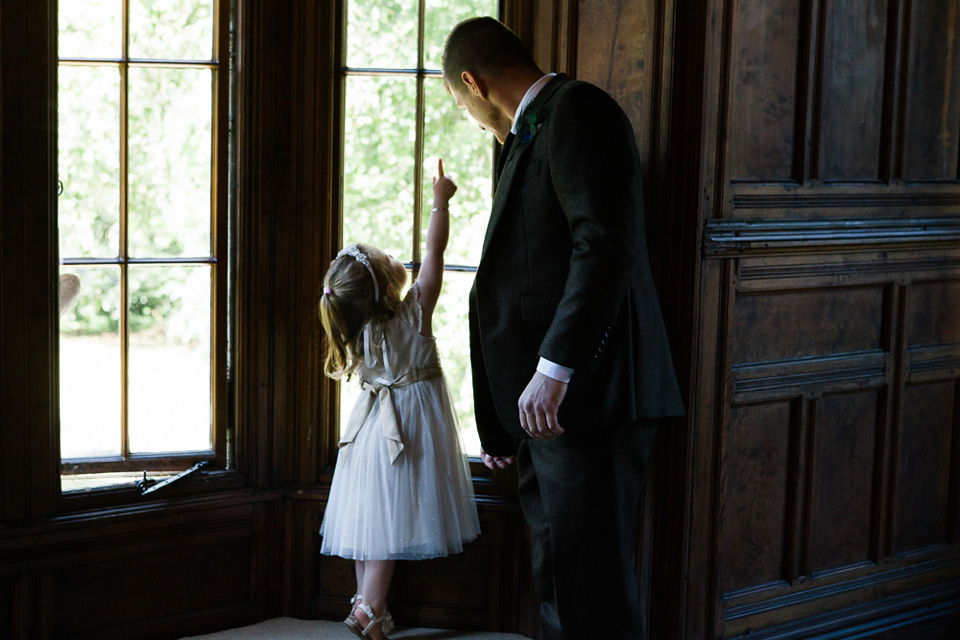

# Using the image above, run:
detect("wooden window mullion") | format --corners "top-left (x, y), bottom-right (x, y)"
top-left (119, 0), bottom-right (132, 461)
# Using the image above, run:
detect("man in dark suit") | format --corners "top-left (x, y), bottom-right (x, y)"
top-left (443, 17), bottom-right (684, 639)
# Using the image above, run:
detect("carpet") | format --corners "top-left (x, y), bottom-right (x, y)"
top-left (181, 617), bottom-right (531, 639)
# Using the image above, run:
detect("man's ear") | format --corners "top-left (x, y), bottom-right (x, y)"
top-left (461, 70), bottom-right (487, 99)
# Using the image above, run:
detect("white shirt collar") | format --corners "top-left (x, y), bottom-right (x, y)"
top-left (510, 73), bottom-right (557, 135)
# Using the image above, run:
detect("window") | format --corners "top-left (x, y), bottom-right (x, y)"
top-left (340, 0), bottom-right (499, 456)
top-left (57, 0), bottom-right (230, 490)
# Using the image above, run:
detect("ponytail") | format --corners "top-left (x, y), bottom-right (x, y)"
top-left (318, 243), bottom-right (409, 379)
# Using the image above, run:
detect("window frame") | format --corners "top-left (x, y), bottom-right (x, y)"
top-left (56, 0), bottom-right (231, 483)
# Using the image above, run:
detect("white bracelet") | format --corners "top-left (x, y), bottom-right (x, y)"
top-left (431, 206), bottom-right (448, 212)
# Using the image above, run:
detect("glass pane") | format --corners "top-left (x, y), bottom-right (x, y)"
top-left (128, 67), bottom-right (212, 258)
top-left (347, 0), bottom-right (418, 69)
top-left (58, 65), bottom-right (121, 260)
top-left (422, 76), bottom-right (493, 266)
top-left (129, 0), bottom-right (214, 60)
top-left (343, 75), bottom-right (417, 262)
top-left (128, 265), bottom-right (212, 454)
top-left (59, 0), bottom-right (122, 59)
top-left (424, 0), bottom-right (499, 70)
top-left (59, 265), bottom-right (123, 459)
top-left (433, 270), bottom-right (479, 455)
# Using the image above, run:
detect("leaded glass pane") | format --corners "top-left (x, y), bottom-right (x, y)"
top-left (59, 265), bottom-right (123, 459)
top-left (128, 265), bottom-right (212, 453)
top-left (129, 0), bottom-right (214, 60)
top-left (58, 65), bottom-right (121, 260)
top-left (432, 270), bottom-right (479, 455)
top-left (422, 76), bottom-right (493, 266)
top-left (59, 0), bottom-right (122, 59)
top-left (342, 75), bottom-right (417, 262)
top-left (424, 0), bottom-right (498, 70)
top-left (128, 67), bottom-right (212, 258)
top-left (347, 0), bottom-right (418, 69)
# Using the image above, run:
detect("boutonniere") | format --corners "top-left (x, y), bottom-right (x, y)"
top-left (517, 108), bottom-right (547, 144)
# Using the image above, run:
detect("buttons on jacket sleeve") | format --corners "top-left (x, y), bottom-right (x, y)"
top-left (594, 325), bottom-right (612, 359)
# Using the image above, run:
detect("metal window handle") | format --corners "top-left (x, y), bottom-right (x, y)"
top-left (137, 460), bottom-right (209, 495)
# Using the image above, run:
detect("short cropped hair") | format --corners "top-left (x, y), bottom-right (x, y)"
top-left (442, 17), bottom-right (540, 88)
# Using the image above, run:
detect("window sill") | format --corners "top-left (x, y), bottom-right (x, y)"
top-left (57, 468), bottom-right (248, 513)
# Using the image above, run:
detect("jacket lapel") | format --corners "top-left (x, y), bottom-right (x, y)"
top-left (481, 74), bottom-right (570, 259)
top-left (495, 132), bottom-right (515, 181)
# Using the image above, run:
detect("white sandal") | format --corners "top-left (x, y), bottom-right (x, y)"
top-left (344, 601), bottom-right (394, 638)
top-left (343, 594), bottom-right (363, 631)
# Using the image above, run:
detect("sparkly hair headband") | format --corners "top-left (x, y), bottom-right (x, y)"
top-left (337, 244), bottom-right (379, 302)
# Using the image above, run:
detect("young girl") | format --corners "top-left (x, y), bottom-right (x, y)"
top-left (318, 160), bottom-right (479, 639)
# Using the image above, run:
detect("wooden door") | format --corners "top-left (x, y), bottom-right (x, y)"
top-left (681, 0), bottom-right (960, 636)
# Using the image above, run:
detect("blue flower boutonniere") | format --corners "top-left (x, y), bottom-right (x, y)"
top-left (518, 108), bottom-right (547, 144)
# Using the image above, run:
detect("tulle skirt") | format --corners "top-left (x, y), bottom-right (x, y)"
top-left (319, 378), bottom-right (480, 560)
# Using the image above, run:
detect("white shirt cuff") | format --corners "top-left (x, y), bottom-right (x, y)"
top-left (537, 357), bottom-right (574, 383)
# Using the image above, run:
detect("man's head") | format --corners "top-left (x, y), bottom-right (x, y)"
top-left (442, 17), bottom-right (542, 143)
top-left (442, 17), bottom-right (538, 88)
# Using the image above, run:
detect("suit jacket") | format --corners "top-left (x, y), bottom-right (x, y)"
top-left (469, 74), bottom-right (684, 457)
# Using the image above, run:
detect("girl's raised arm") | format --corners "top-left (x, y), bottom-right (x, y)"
top-left (417, 159), bottom-right (456, 328)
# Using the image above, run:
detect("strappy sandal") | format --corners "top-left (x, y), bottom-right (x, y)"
top-left (343, 601), bottom-right (395, 639)
top-left (343, 594), bottom-right (363, 631)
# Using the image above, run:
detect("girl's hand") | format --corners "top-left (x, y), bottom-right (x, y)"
top-left (432, 158), bottom-right (457, 205)
top-left (418, 159), bottom-right (454, 333)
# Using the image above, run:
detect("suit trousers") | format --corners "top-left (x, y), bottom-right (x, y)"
top-left (516, 418), bottom-right (660, 640)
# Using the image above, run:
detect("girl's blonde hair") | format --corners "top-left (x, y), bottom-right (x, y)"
top-left (318, 243), bottom-right (406, 379)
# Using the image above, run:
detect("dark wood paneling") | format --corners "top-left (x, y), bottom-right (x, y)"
top-left (732, 286), bottom-right (886, 364)
top-left (51, 540), bottom-right (253, 638)
top-left (808, 389), bottom-right (881, 575)
top-left (0, 0), bottom-right (59, 523)
top-left (687, 0), bottom-right (960, 633)
top-left (895, 380), bottom-right (957, 555)
top-left (1, 577), bottom-right (11, 638)
top-left (0, 496), bottom-right (278, 639)
top-left (576, 0), bottom-right (658, 161)
top-left (729, 0), bottom-right (801, 182)
top-left (907, 280), bottom-right (960, 347)
top-left (720, 400), bottom-right (794, 595)
top-left (901, 1), bottom-right (960, 181)
top-left (818, 0), bottom-right (888, 182)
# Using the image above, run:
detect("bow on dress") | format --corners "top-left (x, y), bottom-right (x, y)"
top-left (338, 365), bottom-right (444, 464)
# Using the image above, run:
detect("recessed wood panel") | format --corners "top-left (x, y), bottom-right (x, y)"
top-left (732, 287), bottom-right (885, 365)
top-left (902, 1), bottom-right (960, 181)
top-left (730, 0), bottom-right (801, 182)
top-left (50, 540), bottom-right (252, 637)
top-left (577, 0), bottom-right (656, 159)
top-left (895, 380), bottom-right (957, 554)
top-left (720, 401), bottom-right (793, 594)
top-left (907, 280), bottom-right (960, 347)
top-left (0, 577), bottom-right (11, 638)
top-left (818, 0), bottom-right (888, 181)
top-left (808, 390), bottom-right (880, 574)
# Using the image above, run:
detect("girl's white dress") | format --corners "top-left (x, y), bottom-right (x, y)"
top-left (320, 284), bottom-right (480, 560)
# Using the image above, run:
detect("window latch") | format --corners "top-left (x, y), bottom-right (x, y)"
top-left (137, 460), bottom-right (209, 496)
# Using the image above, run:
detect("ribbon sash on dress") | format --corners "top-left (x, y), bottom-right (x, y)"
top-left (339, 365), bottom-right (444, 464)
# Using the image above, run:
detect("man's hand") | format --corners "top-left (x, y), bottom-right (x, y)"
top-left (480, 449), bottom-right (515, 470)
top-left (518, 370), bottom-right (568, 440)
